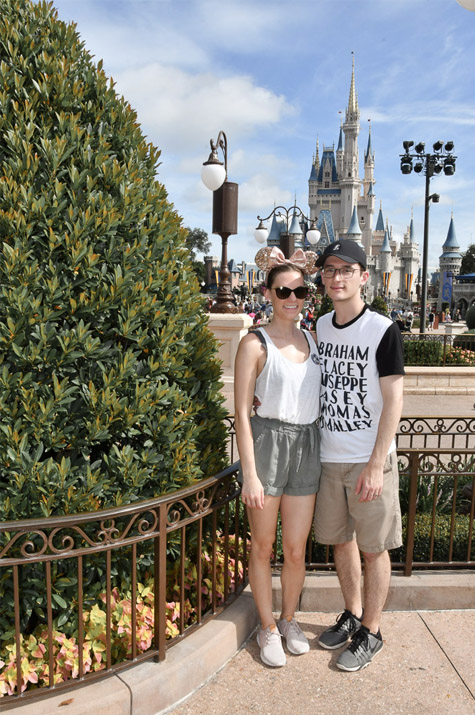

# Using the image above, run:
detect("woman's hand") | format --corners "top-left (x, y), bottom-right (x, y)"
top-left (241, 475), bottom-right (265, 510)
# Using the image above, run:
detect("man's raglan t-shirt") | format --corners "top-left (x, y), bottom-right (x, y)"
top-left (317, 305), bottom-right (405, 463)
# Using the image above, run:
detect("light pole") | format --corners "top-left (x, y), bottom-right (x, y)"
top-left (400, 140), bottom-right (456, 334)
top-left (254, 205), bottom-right (321, 257)
top-left (201, 131), bottom-right (240, 313)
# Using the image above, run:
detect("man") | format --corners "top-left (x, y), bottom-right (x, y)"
top-left (314, 239), bottom-right (404, 672)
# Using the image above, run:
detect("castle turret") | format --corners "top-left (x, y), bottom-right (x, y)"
top-left (346, 205), bottom-right (363, 246)
top-left (438, 214), bottom-right (462, 311)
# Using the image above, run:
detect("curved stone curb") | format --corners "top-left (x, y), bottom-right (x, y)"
top-left (3, 574), bottom-right (474, 714)
top-left (0, 587), bottom-right (259, 715)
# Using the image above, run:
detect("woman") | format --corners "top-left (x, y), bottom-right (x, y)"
top-left (234, 246), bottom-right (321, 668)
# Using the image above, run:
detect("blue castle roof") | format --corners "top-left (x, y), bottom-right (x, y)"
top-left (375, 206), bottom-right (385, 232)
top-left (347, 206), bottom-right (361, 236)
top-left (315, 209), bottom-right (336, 244)
top-left (317, 148), bottom-right (339, 183)
top-left (381, 227), bottom-right (391, 253)
top-left (442, 216), bottom-right (460, 251)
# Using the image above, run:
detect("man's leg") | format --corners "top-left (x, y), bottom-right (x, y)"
top-left (361, 549), bottom-right (391, 634)
top-left (318, 540), bottom-right (363, 650)
top-left (335, 551), bottom-right (389, 672)
top-left (333, 540), bottom-right (363, 619)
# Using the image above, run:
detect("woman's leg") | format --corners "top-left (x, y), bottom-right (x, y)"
top-left (279, 494), bottom-right (316, 618)
top-left (247, 495), bottom-right (281, 627)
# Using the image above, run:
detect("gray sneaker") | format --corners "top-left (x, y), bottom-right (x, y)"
top-left (277, 617), bottom-right (310, 655)
top-left (256, 626), bottom-right (286, 667)
top-left (318, 609), bottom-right (363, 650)
top-left (336, 626), bottom-right (383, 671)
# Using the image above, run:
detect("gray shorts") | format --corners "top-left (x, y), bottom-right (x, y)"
top-left (238, 415), bottom-right (321, 497)
top-left (313, 452), bottom-right (402, 553)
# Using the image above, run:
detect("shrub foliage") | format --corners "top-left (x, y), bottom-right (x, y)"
top-left (0, 0), bottom-right (227, 520)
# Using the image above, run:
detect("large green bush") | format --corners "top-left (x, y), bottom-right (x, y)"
top-left (403, 338), bottom-right (443, 366)
top-left (465, 305), bottom-right (475, 330)
top-left (0, 0), bottom-right (228, 521)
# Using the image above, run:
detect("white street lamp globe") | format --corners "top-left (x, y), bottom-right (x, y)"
top-left (306, 228), bottom-right (321, 245)
top-left (201, 162), bottom-right (226, 191)
top-left (254, 226), bottom-right (268, 244)
top-left (456, 0), bottom-right (475, 9)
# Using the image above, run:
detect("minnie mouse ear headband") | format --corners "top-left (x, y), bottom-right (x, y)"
top-left (255, 246), bottom-right (318, 275)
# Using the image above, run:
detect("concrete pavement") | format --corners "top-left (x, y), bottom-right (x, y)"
top-left (171, 608), bottom-right (475, 715)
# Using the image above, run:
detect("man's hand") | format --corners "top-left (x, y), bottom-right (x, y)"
top-left (355, 464), bottom-right (383, 502)
top-left (252, 395), bottom-right (261, 413)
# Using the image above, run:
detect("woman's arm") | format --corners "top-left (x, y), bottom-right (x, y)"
top-left (234, 333), bottom-right (266, 510)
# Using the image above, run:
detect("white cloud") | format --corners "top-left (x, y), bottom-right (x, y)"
top-left (114, 63), bottom-right (296, 154)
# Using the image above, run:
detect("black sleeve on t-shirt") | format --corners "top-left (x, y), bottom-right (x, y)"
top-left (376, 322), bottom-right (405, 377)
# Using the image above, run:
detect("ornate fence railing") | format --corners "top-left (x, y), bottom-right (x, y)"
top-left (401, 332), bottom-right (475, 366)
top-left (0, 416), bottom-right (473, 702)
top-left (0, 462), bottom-right (246, 701)
top-left (226, 416), bottom-right (475, 575)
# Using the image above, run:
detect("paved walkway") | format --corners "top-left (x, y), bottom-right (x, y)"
top-left (171, 609), bottom-right (475, 715)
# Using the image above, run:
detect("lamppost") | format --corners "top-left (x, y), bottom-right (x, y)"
top-left (254, 205), bottom-right (321, 257)
top-left (400, 140), bottom-right (456, 334)
top-left (201, 131), bottom-right (240, 313)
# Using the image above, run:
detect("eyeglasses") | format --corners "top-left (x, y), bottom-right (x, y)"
top-left (273, 286), bottom-right (309, 300)
top-left (321, 266), bottom-right (361, 279)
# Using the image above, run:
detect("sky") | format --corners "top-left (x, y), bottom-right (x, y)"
top-left (49, 0), bottom-right (475, 269)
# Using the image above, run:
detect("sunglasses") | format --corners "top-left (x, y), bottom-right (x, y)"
top-left (273, 286), bottom-right (309, 300)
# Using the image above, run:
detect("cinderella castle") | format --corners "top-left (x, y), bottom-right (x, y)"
top-left (305, 57), bottom-right (420, 304)
top-left (253, 58), bottom-right (421, 304)
top-left (224, 58), bottom-right (469, 312)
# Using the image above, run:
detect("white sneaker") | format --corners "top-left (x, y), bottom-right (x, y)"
top-left (277, 617), bottom-right (310, 655)
top-left (256, 625), bottom-right (286, 667)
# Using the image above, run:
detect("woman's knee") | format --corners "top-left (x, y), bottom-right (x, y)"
top-left (251, 539), bottom-right (275, 561)
top-left (282, 542), bottom-right (306, 565)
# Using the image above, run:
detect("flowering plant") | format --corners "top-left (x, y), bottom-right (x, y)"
top-left (0, 533), bottom-right (247, 696)
top-left (445, 347), bottom-right (475, 366)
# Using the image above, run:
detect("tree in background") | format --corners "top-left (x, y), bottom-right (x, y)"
top-left (316, 294), bottom-right (334, 321)
top-left (185, 227), bottom-right (211, 284)
top-left (460, 244), bottom-right (475, 275)
top-left (371, 296), bottom-right (389, 315)
top-left (0, 0), bottom-right (228, 520)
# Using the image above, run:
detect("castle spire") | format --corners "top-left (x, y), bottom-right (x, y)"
top-left (346, 52), bottom-right (359, 119)
top-left (365, 120), bottom-right (373, 163)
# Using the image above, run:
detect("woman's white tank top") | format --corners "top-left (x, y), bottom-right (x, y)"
top-left (254, 327), bottom-right (321, 425)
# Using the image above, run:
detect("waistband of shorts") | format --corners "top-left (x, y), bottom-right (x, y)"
top-left (252, 414), bottom-right (318, 433)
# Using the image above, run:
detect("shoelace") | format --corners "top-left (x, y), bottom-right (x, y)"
top-left (285, 620), bottom-right (303, 637)
top-left (332, 610), bottom-right (352, 630)
top-left (347, 629), bottom-right (369, 654)
top-left (264, 629), bottom-right (282, 644)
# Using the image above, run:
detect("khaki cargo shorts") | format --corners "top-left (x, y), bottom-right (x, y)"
top-left (313, 451), bottom-right (402, 553)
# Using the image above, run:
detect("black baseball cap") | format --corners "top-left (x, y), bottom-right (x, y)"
top-left (316, 239), bottom-right (367, 270)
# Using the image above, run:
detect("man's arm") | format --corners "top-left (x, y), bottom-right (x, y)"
top-left (355, 374), bottom-right (404, 502)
